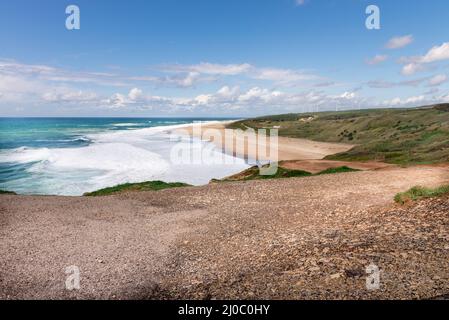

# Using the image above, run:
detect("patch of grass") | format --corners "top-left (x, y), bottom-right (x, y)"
top-left (394, 185), bottom-right (449, 204)
top-left (216, 165), bottom-right (312, 182)
top-left (217, 165), bottom-right (359, 182)
top-left (316, 166), bottom-right (361, 175)
top-left (269, 167), bottom-right (312, 179)
top-left (84, 180), bottom-right (191, 196)
top-left (0, 189), bottom-right (16, 195)
top-left (228, 105), bottom-right (449, 165)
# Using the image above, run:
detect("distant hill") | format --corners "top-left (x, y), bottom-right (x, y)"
top-left (228, 104), bottom-right (449, 165)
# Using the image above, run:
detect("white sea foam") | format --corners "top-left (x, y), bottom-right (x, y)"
top-left (111, 123), bottom-right (142, 127)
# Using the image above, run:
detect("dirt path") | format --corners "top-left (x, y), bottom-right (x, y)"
top-left (0, 165), bottom-right (448, 299)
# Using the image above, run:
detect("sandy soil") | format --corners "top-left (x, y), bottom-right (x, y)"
top-left (1, 165), bottom-right (448, 299)
top-left (174, 122), bottom-right (354, 161)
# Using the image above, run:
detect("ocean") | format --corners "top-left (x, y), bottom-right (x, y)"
top-left (0, 118), bottom-right (249, 196)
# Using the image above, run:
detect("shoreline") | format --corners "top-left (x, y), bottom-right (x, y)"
top-left (0, 119), bottom-right (385, 196)
top-left (174, 121), bottom-right (355, 162)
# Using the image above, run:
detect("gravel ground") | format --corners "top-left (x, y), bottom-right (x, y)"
top-left (0, 165), bottom-right (448, 299)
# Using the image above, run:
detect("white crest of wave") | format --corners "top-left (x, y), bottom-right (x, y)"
top-left (0, 143), bottom-right (170, 195)
top-left (2, 143), bottom-right (167, 171)
top-left (112, 123), bottom-right (142, 127)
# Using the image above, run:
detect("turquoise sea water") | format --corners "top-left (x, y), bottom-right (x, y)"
top-left (0, 118), bottom-right (248, 195)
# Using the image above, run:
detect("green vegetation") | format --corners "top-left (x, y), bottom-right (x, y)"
top-left (84, 180), bottom-right (191, 196)
top-left (215, 166), bottom-right (312, 182)
top-left (394, 185), bottom-right (449, 204)
top-left (214, 165), bottom-right (359, 182)
top-left (0, 190), bottom-right (16, 195)
top-left (228, 104), bottom-right (449, 165)
top-left (315, 166), bottom-right (360, 175)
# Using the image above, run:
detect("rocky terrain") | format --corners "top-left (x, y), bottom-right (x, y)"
top-left (0, 165), bottom-right (448, 299)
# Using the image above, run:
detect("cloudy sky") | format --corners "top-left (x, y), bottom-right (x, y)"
top-left (1, 0), bottom-right (449, 117)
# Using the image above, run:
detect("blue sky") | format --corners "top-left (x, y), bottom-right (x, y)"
top-left (1, 0), bottom-right (449, 116)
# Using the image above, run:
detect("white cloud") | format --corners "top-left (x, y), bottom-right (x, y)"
top-left (7, 76), bottom-right (446, 115)
top-left (237, 87), bottom-right (283, 103)
top-left (165, 62), bottom-right (252, 76)
top-left (339, 91), bottom-right (356, 99)
top-left (129, 72), bottom-right (214, 88)
top-left (366, 55), bottom-right (388, 65)
top-left (95, 85), bottom-right (371, 115)
top-left (0, 60), bottom-right (56, 76)
top-left (190, 86), bottom-right (240, 106)
top-left (0, 74), bottom-right (48, 102)
top-left (216, 85), bottom-right (240, 97)
top-left (385, 35), bottom-right (414, 49)
top-left (5, 57), bottom-right (448, 116)
top-left (42, 90), bottom-right (98, 103)
top-left (401, 62), bottom-right (425, 76)
top-left (0, 60), bottom-right (123, 104)
top-left (0, 59), bottom-right (323, 107)
top-left (100, 85), bottom-right (449, 115)
top-left (383, 95), bottom-right (425, 106)
top-left (420, 42), bottom-right (449, 63)
top-left (400, 42), bottom-right (449, 75)
top-left (105, 93), bottom-right (128, 108)
top-left (381, 92), bottom-right (449, 107)
top-left (103, 88), bottom-right (153, 108)
top-left (162, 62), bottom-right (317, 86)
top-left (0, 59), bottom-right (127, 87)
top-left (366, 77), bottom-right (428, 88)
top-left (128, 88), bottom-right (143, 100)
top-left (428, 74), bottom-right (448, 87)
top-left (252, 67), bottom-right (316, 84)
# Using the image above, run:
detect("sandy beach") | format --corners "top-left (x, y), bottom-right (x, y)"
top-left (174, 121), bottom-right (355, 162)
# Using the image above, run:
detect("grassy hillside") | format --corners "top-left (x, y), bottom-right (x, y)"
top-left (228, 104), bottom-right (449, 165)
